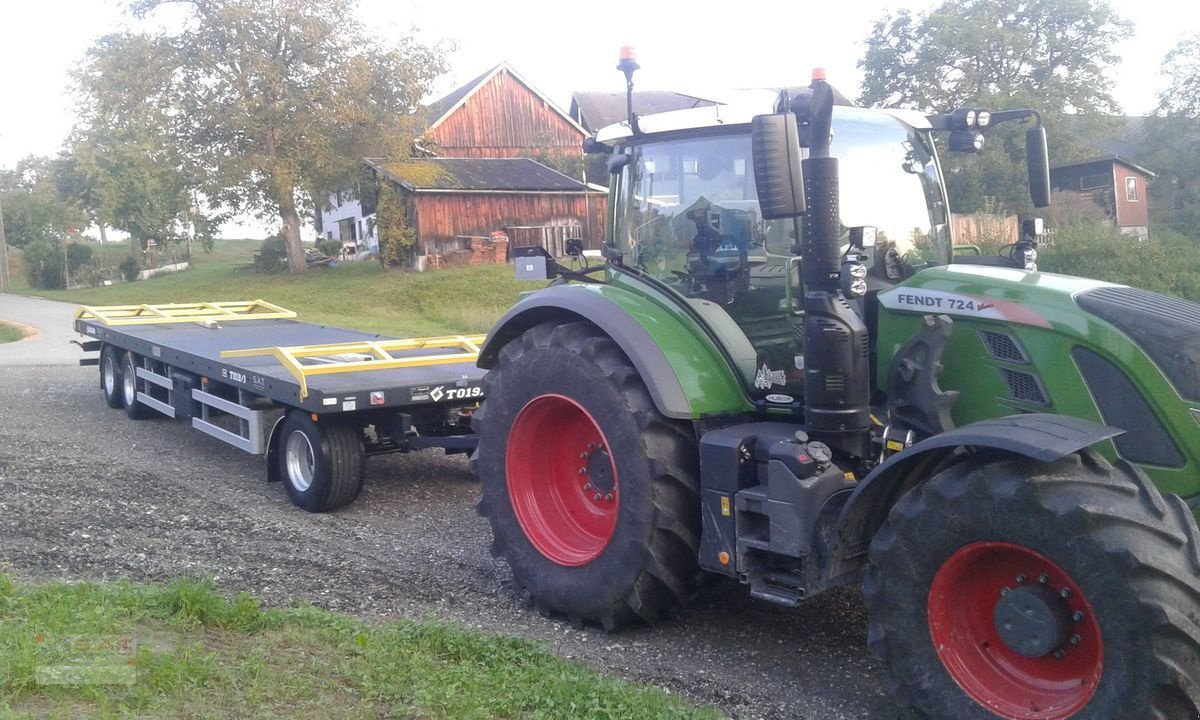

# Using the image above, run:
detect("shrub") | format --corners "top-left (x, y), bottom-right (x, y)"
top-left (22, 241), bottom-right (63, 289)
top-left (120, 255), bottom-right (141, 282)
top-left (1039, 221), bottom-right (1200, 301)
top-left (318, 239), bottom-right (343, 257)
top-left (254, 234), bottom-right (289, 274)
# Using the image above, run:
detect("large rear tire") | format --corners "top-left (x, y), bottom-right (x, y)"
top-left (473, 321), bottom-right (701, 630)
top-left (277, 412), bottom-right (365, 512)
top-left (865, 450), bottom-right (1200, 719)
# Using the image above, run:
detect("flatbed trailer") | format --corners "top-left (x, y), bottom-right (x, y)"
top-left (74, 301), bottom-right (484, 512)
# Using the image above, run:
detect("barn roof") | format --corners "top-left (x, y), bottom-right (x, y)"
top-left (569, 90), bottom-right (719, 132)
top-left (425, 62), bottom-right (584, 135)
top-left (1051, 155), bottom-right (1157, 178)
top-left (367, 157), bottom-right (598, 193)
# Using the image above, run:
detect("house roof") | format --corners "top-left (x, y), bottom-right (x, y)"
top-left (367, 157), bottom-right (598, 193)
top-left (425, 62), bottom-right (584, 135)
top-left (1050, 155), bottom-right (1157, 178)
top-left (569, 90), bottom-right (719, 132)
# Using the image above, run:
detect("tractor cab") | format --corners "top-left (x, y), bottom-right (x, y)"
top-left (600, 101), bottom-right (953, 402)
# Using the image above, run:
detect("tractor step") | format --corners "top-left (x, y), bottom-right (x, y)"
top-left (748, 571), bottom-right (807, 607)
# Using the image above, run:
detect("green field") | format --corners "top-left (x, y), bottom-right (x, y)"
top-left (0, 573), bottom-right (716, 720)
top-left (11, 241), bottom-right (530, 337)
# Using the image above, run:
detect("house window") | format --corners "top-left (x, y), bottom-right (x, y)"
top-left (1126, 176), bottom-right (1138, 202)
top-left (1080, 173), bottom-right (1109, 191)
top-left (326, 231), bottom-right (333, 241)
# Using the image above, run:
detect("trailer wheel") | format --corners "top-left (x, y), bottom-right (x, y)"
top-left (100, 345), bottom-right (124, 409)
top-left (474, 321), bottom-right (700, 630)
top-left (121, 352), bottom-right (154, 420)
top-left (864, 451), bottom-right (1200, 720)
top-left (277, 412), bottom-right (365, 512)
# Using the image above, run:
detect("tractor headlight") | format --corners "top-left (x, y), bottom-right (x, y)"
top-left (840, 261), bottom-right (868, 298)
top-left (949, 130), bottom-right (986, 153)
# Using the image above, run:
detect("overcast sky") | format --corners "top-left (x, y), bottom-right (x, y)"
top-left (1, 0), bottom-right (1197, 235)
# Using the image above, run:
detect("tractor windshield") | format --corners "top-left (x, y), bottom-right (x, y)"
top-left (612, 107), bottom-right (950, 300)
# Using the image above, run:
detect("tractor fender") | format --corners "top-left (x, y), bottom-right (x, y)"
top-left (831, 414), bottom-right (1123, 572)
top-left (264, 414), bottom-right (288, 483)
top-left (479, 284), bottom-right (745, 420)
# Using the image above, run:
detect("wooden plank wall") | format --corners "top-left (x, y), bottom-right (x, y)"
top-left (951, 213), bottom-right (1018, 251)
top-left (430, 70), bottom-right (583, 157)
top-left (413, 193), bottom-right (606, 255)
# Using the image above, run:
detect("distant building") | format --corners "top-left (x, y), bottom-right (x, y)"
top-left (320, 63), bottom-right (595, 263)
top-left (366, 157), bottom-right (604, 262)
top-left (1050, 156), bottom-right (1156, 240)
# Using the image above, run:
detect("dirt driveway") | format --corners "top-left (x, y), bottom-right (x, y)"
top-left (0, 294), bottom-right (909, 719)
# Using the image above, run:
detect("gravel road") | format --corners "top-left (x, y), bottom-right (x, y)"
top-left (0, 294), bottom-right (910, 719)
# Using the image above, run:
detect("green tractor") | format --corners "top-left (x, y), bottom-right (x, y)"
top-left (471, 55), bottom-right (1200, 719)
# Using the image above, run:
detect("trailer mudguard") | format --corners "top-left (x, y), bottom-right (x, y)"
top-left (832, 414), bottom-right (1123, 570)
top-left (478, 283), bottom-right (751, 420)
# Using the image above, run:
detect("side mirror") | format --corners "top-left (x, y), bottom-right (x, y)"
top-left (607, 153), bottom-right (631, 175)
top-left (1026, 126), bottom-right (1051, 209)
top-left (751, 113), bottom-right (807, 219)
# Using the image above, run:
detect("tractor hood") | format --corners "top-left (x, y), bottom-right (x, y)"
top-left (1073, 285), bottom-right (1200, 403)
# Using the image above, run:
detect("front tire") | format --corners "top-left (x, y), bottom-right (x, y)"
top-left (474, 321), bottom-right (701, 630)
top-left (100, 345), bottom-right (124, 409)
top-left (865, 451), bottom-right (1200, 719)
top-left (277, 412), bottom-right (365, 512)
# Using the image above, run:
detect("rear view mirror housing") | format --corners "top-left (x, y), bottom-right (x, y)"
top-left (1026, 125), bottom-right (1051, 209)
top-left (751, 113), bottom-right (807, 219)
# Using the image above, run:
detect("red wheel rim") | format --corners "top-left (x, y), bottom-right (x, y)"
top-left (506, 394), bottom-right (619, 566)
top-left (928, 541), bottom-right (1103, 719)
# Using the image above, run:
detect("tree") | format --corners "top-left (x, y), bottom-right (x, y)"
top-left (84, 0), bottom-right (447, 273)
top-left (66, 32), bottom-right (214, 262)
top-left (1159, 33), bottom-right (1200, 118)
top-left (1146, 33), bottom-right (1200, 236)
top-left (0, 156), bottom-right (87, 249)
top-left (859, 0), bottom-right (1131, 213)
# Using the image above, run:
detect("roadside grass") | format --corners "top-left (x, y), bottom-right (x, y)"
top-left (0, 324), bottom-right (23, 343)
top-left (14, 241), bottom-right (531, 336)
top-left (0, 573), bottom-right (718, 720)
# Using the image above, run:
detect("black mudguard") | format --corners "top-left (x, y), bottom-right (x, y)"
top-left (478, 285), bottom-right (693, 419)
top-left (830, 414), bottom-right (1123, 575)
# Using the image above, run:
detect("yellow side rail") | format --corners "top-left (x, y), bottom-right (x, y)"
top-left (221, 335), bottom-right (487, 399)
top-left (76, 300), bottom-right (297, 326)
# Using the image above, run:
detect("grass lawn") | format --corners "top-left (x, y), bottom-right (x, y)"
top-left (11, 241), bottom-right (531, 337)
top-left (0, 573), bottom-right (717, 720)
top-left (0, 323), bottom-right (24, 343)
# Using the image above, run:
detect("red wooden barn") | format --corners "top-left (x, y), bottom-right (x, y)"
top-left (424, 63), bottom-right (586, 161)
top-left (368, 158), bottom-right (605, 263)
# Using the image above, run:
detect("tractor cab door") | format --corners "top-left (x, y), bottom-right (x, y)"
top-left (614, 131), bottom-right (806, 402)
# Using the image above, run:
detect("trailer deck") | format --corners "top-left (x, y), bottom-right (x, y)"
top-left (74, 301), bottom-right (486, 512)
top-left (76, 302), bottom-right (486, 413)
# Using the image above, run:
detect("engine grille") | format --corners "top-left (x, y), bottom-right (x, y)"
top-left (979, 330), bottom-right (1028, 363)
top-left (999, 368), bottom-right (1048, 405)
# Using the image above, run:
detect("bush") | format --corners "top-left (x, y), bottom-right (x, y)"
top-left (120, 255), bottom-right (141, 282)
top-left (318, 239), bottom-right (342, 257)
top-left (1039, 221), bottom-right (1200, 301)
top-left (253, 234), bottom-right (289, 274)
top-left (22, 241), bottom-right (63, 289)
